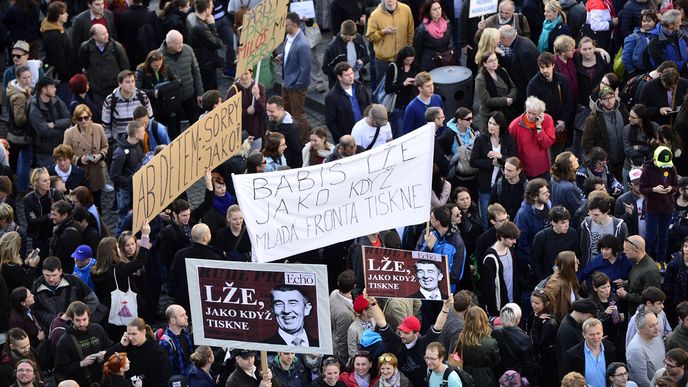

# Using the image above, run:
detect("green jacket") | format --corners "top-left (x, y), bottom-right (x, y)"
top-left (461, 336), bottom-right (501, 387)
top-left (624, 255), bottom-right (662, 314)
top-left (666, 324), bottom-right (688, 352)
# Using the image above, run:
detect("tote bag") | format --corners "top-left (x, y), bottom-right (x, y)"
top-left (108, 268), bottom-right (138, 326)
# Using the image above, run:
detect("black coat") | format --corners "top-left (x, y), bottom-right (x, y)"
top-left (574, 53), bottom-right (611, 105)
top-left (47, 164), bottom-right (88, 191)
top-left (49, 219), bottom-right (84, 273)
top-left (505, 36), bottom-right (540, 107)
top-left (470, 132), bottom-right (517, 193)
top-left (581, 102), bottom-right (630, 157)
top-left (269, 120), bottom-right (303, 168)
top-left (491, 326), bottom-right (540, 385)
top-left (23, 189), bottom-right (64, 239)
top-left (526, 72), bottom-right (571, 123)
top-left (70, 9), bottom-right (118, 56)
top-left (92, 246), bottom-right (148, 312)
top-left (638, 77), bottom-right (688, 126)
top-left (322, 34), bottom-right (370, 87)
top-left (324, 81), bottom-right (370, 142)
top-left (42, 28), bottom-right (79, 82)
top-left (170, 243), bottom-right (224, 312)
top-left (413, 22), bottom-right (452, 71)
top-left (480, 246), bottom-right (520, 317)
top-left (188, 15), bottom-right (223, 71)
top-left (117, 5), bottom-right (161, 69)
top-left (562, 339), bottom-right (617, 378)
top-left (109, 339), bottom-right (171, 387)
top-left (556, 314), bottom-right (584, 376)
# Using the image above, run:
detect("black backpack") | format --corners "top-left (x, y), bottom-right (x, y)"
top-left (621, 72), bottom-right (652, 108)
top-left (438, 366), bottom-right (474, 387)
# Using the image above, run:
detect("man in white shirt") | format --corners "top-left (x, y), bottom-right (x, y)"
top-left (351, 104), bottom-right (393, 150)
top-left (267, 285), bottom-right (319, 347)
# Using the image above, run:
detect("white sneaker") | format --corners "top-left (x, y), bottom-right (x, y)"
top-left (103, 183), bottom-right (114, 192)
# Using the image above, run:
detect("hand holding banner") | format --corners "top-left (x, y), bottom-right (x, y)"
top-left (185, 259), bottom-right (333, 354)
top-left (363, 246), bottom-right (450, 300)
top-left (232, 125), bottom-right (434, 263)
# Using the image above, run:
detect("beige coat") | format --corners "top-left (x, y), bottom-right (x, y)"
top-left (63, 123), bottom-right (109, 191)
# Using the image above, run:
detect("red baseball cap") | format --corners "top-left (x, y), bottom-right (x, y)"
top-left (398, 316), bottom-right (421, 333)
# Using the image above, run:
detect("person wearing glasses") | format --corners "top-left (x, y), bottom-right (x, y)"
top-left (310, 357), bottom-right (347, 387)
top-left (606, 362), bottom-right (638, 387)
top-left (437, 107), bottom-right (477, 181)
top-left (423, 342), bottom-right (461, 386)
top-left (63, 104), bottom-right (108, 209)
top-left (650, 348), bottom-right (688, 386)
top-left (373, 353), bottom-right (412, 387)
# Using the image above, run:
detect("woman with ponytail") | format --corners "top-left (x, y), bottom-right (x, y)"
top-left (114, 318), bottom-right (171, 387)
top-left (102, 352), bottom-right (141, 387)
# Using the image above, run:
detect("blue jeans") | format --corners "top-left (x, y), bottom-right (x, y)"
top-left (645, 212), bottom-right (672, 263)
top-left (479, 192), bottom-right (490, 230)
top-left (391, 108), bottom-right (405, 139)
top-left (116, 188), bottom-right (131, 220)
top-left (215, 16), bottom-right (235, 71)
top-left (16, 144), bottom-right (32, 192)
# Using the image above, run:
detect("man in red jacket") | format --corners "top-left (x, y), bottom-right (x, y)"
top-left (508, 96), bottom-right (556, 180)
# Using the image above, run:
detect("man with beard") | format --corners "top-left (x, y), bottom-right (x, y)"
top-left (265, 96), bottom-right (303, 168)
top-left (54, 301), bottom-right (113, 387)
top-left (11, 359), bottom-right (43, 387)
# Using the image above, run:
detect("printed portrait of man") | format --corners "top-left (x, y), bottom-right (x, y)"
top-left (265, 284), bottom-right (319, 347)
top-left (409, 260), bottom-right (446, 300)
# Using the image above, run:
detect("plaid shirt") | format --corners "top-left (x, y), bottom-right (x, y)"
top-left (158, 327), bottom-right (194, 376)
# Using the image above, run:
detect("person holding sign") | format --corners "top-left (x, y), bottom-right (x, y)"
top-left (368, 293), bottom-right (453, 387)
top-left (266, 284), bottom-right (319, 347)
top-left (417, 206), bottom-right (466, 290)
top-left (226, 349), bottom-right (274, 387)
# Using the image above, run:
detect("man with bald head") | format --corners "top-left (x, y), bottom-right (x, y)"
top-left (159, 304), bottom-right (193, 376)
top-left (170, 223), bottom-right (224, 312)
top-left (160, 30), bottom-right (204, 136)
top-left (325, 135), bottom-right (366, 162)
top-left (617, 235), bottom-right (662, 315)
top-left (78, 23), bottom-right (129, 103)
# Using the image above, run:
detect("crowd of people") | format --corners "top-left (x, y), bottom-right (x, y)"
top-left (0, 0), bottom-right (687, 385)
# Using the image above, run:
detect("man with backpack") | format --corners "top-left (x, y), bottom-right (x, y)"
top-left (109, 121), bottom-right (146, 219)
top-left (133, 106), bottom-right (170, 154)
top-left (158, 304), bottom-right (193, 377)
top-left (425, 342), bottom-right (467, 387)
top-left (102, 70), bottom-right (154, 144)
top-left (78, 24), bottom-right (129, 103)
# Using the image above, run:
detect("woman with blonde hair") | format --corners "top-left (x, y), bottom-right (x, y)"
top-left (373, 353), bottom-right (412, 387)
top-left (0, 231), bottom-right (38, 294)
top-left (538, 1), bottom-right (570, 53)
top-left (62, 103), bottom-right (108, 209)
top-left (543, 250), bottom-right (581, 321)
top-left (458, 306), bottom-right (500, 386)
top-left (187, 346), bottom-right (215, 387)
top-left (92, 223), bottom-right (151, 340)
top-left (114, 317), bottom-right (171, 387)
top-left (475, 27), bottom-right (502, 66)
top-left (23, 167), bottom-right (64, 258)
top-left (102, 352), bottom-right (141, 387)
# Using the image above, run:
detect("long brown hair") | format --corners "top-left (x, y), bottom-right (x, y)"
top-left (128, 318), bottom-right (155, 341)
top-left (458, 306), bottom-right (491, 348)
top-left (555, 251), bottom-right (580, 294)
top-left (140, 50), bottom-right (168, 76)
top-left (92, 237), bottom-right (128, 275)
top-left (308, 128), bottom-right (330, 166)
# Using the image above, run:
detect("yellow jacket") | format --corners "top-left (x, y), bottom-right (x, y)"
top-left (366, 2), bottom-right (415, 61)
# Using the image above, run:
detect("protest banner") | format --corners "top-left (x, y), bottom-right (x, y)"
top-left (232, 125), bottom-right (434, 263)
top-left (236, 0), bottom-right (289, 75)
top-left (469, 0), bottom-right (498, 18)
top-left (185, 259), bottom-right (333, 354)
top-left (130, 93), bottom-right (243, 234)
top-left (363, 246), bottom-right (450, 300)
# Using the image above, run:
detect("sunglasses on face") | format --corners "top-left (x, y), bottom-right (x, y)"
top-left (77, 116), bottom-right (91, 122)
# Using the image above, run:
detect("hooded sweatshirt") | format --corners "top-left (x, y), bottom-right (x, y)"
top-left (6, 80), bottom-right (31, 127)
top-left (72, 258), bottom-right (96, 291)
top-left (596, 99), bottom-right (626, 164)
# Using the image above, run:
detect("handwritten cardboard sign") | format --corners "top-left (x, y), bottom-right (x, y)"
top-left (130, 92), bottom-right (243, 234)
top-left (236, 0), bottom-right (289, 75)
top-left (232, 125), bottom-right (434, 263)
top-left (363, 246), bottom-right (450, 300)
top-left (469, 0), bottom-right (498, 18)
top-left (185, 259), bottom-right (332, 354)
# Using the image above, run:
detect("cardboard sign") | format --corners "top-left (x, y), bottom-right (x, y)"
top-left (130, 92), bottom-right (243, 234)
top-left (185, 259), bottom-right (332, 354)
top-left (232, 125), bottom-right (434, 263)
top-left (363, 246), bottom-right (450, 300)
top-left (236, 0), bottom-right (289, 75)
top-left (469, 0), bottom-right (498, 18)
top-left (290, 1), bottom-right (315, 19)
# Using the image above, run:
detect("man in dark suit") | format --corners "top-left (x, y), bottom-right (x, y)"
top-left (70, 0), bottom-right (118, 56)
top-left (409, 260), bottom-right (447, 300)
top-left (562, 318), bottom-right (617, 385)
top-left (266, 285), bottom-right (319, 347)
top-left (169, 223), bottom-right (224, 314)
top-left (499, 25), bottom-right (540, 109)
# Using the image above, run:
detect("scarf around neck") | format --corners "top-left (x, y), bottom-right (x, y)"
top-left (213, 193), bottom-right (235, 216)
top-left (424, 17), bottom-right (448, 39)
top-left (379, 370), bottom-right (401, 387)
top-left (538, 15), bottom-right (561, 52)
